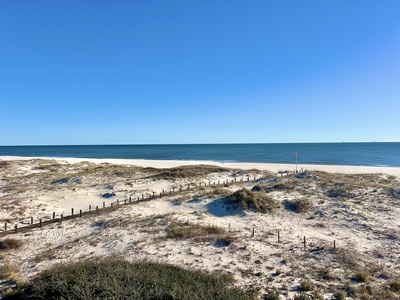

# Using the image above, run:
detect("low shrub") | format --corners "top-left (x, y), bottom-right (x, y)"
top-left (333, 290), bottom-right (346, 300)
top-left (229, 188), bottom-right (280, 213)
top-left (299, 279), bottom-right (314, 291)
top-left (167, 222), bottom-right (226, 241)
top-left (0, 239), bottom-right (23, 251)
top-left (354, 270), bottom-right (371, 283)
top-left (4, 259), bottom-right (251, 300)
top-left (389, 280), bottom-right (400, 292)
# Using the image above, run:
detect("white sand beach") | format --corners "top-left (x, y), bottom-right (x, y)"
top-left (2, 155), bottom-right (400, 176)
top-left (1, 156), bottom-right (400, 299)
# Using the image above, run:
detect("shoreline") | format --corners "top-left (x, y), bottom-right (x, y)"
top-left (2, 155), bottom-right (400, 177)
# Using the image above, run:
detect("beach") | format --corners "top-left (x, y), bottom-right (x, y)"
top-left (1, 156), bottom-right (400, 299)
top-left (2, 155), bottom-right (400, 176)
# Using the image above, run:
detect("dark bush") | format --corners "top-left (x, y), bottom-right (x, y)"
top-left (0, 239), bottom-right (23, 251)
top-left (229, 188), bottom-right (280, 213)
top-left (4, 259), bottom-right (251, 300)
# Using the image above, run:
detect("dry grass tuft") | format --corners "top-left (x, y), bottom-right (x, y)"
top-left (229, 188), bottom-right (281, 213)
top-left (0, 239), bottom-right (23, 251)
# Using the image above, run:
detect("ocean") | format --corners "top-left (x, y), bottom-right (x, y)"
top-left (0, 143), bottom-right (399, 167)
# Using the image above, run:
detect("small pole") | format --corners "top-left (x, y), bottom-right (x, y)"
top-left (61, 214), bottom-right (64, 221)
top-left (103, 201), bottom-right (106, 208)
top-left (96, 206), bottom-right (99, 212)
top-left (89, 205), bottom-right (92, 212)
top-left (188, 184), bottom-right (190, 189)
top-left (334, 240), bottom-right (336, 251)
top-left (173, 187), bottom-right (175, 192)
top-left (247, 177), bottom-right (249, 181)
top-left (278, 230), bottom-right (280, 243)
top-left (14, 224), bottom-right (18, 233)
top-left (31, 217), bottom-right (33, 224)
top-left (53, 212), bottom-right (56, 219)
top-left (153, 191), bottom-right (155, 197)
top-left (295, 152), bottom-right (298, 173)
top-left (80, 210), bottom-right (82, 217)
top-left (124, 199), bottom-right (126, 204)
top-left (160, 192), bottom-right (162, 198)
top-left (162, 189), bottom-right (164, 194)
top-left (251, 226), bottom-right (255, 237)
top-left (39, 218), bottom-right (42, 227)
top-left (129, 196), bottom-right (131, 202)
top-left (4, 223), bottom-right (7, 231)
top-left (142, 194), bottom-right (144, 200)
top-left (111, 203), bottom-right (114, 207)
top-left (228, 223), bottom-right (231, 232)
top-left (71, 208), bottom-right (74, 216)
top-left (116, 199), bottom-right (119, 205)
top-left (137, 196), bottom-right (140, 201)
top-left (303, 236), bottom-right (306, 249)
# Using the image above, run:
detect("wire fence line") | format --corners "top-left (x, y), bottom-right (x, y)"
top-left (0, 176), bottom-right (263, 237)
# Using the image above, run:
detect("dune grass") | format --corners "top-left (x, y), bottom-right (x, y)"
top-left (229, 188), bottom-right (280, 213)
top-left (4, 258), bottom-right (252, 300)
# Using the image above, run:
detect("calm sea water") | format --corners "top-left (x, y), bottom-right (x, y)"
top-left (0, 143), bottom-right (399, 167)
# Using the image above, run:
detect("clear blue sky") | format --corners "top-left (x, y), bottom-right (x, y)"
top-left (1, 1), bottom-right (399, 145)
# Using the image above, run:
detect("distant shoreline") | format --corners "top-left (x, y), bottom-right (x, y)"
top-left (2, 155), bottom-right (400, 177)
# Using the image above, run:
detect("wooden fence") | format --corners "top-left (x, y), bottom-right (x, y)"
top-left (0, 176), bottom-right (262, 237)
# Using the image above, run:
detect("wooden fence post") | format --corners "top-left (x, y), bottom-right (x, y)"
top-left (80, 210), bottom-right (82, 217)
top-left (251, 226), bottom-right (255, 237)
top-left (53, 212), bottom-right (56, 219)
top-left (96, 206), bottom-right (99, 212)
top-left (333, 240), bottom-right (336, 251)
top-left (228, 223), bottom-right (231, 232)
top-left (103, 202), bottom-right (106, 208)
top-left (278, 230), bottom-right (280, 243)
top-left (4, 223), bottom-right (7, 231)
top-left (142, 194), bottom-right (144, 200)
top-left (31, 217), bottom-right (33, 224)
top-left (61, 214), bottom-right (64, 221)
top-left (111, 203), bottom-right (113, 207)
top-left (117, 199), bottom-right (119, 205)
top-left (304, 236), bottom-right (306, 249)
top-left (124, 199), bottom-right (127, 204)
top-left (39, 219), bottom-right (42, 227)
top-left (160, 192), bottom-right (162, 198)
top-left (129, 196), bottom-right (131, 202)
top-left (71, 208), bottom-right (74, 216)
top-left (14, 224), bottom-right (17, 233)
top-left (89, 205), bottom-right (92, 211)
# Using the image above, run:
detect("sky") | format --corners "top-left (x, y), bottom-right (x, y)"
top-left (1, 1), bottom-right (399, 145)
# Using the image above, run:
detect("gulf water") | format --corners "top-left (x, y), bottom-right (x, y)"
top-left (0, 143), bottom-right (399, 167)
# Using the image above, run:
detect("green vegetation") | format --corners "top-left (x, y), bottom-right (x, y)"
top-left (151, 165), bottom-right (229, 180)
top-left (290, 198), bottom-right (313, 213)
top-left (354, 270), bottom-right (371, 283)
top-left (389, 280), bottom-right (400, 292)
top-left (4, 259), bottom-right (252, 300)
top-left (0, 239), bottom-right (23, 251)
top-left (229, 188), bottom-right (280, 213)
top-left (167, 222), bottom-right (226, 242)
